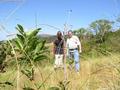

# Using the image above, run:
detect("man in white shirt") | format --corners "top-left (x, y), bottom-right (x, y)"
top-left (66, 30), bottom-right (82, 72)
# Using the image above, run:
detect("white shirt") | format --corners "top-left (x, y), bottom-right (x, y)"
top-left (66, 35), bottom-right (80, 49)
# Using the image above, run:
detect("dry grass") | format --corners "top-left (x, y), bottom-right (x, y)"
top-left (0, 53), bottom-right (120, 90)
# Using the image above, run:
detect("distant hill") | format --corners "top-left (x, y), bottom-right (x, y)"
top-left (38, 34), bottom-right (56, 43)
top-left (39, 34), bottom-right (52, 37)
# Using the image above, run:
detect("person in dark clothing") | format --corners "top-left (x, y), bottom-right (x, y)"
top-left (53, 31), bottom-right (65, 69)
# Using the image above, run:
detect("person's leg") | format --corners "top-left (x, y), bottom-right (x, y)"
top-left (74, 50), bottom-right (80, 72)
top-left (59, 55), bottom-right (64, 68)
top-left (54, 54), bottom-right (59, 68)
top-left (68, 51), bottom-right (74, 70)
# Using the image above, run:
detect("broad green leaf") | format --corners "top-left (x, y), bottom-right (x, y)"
top-left (34, 43), bottom-right (42, 54)
top-left (34, 40), bottom-right (46, 54)
top-left (16, 24), bottom-right (26, 36)
top-left (48, 87), bottom-right (60, 90)
top-left (28, 28), bottom-right (41, 40)
top-left (16, 34), bottom-right (25, 45)
top-left (40, 40), bottom-right (46, 50)
top-left (14, 39), bottom-right (22, 50)
top-left (33, 54), bottom-right (47, 62)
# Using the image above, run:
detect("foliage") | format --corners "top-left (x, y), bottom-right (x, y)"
top-left (21, 68), bottom-right (34, 81)
top-left (48, 80), bottom-right (70, 90)
top-left (0, 41), bottom-right (12, 72)
top-left (90, 19), bottom-right (113, 43)
top-left (0, 41), bottom-right (6, 66)
top-left (73, 28), bottom-right (87, 40)
top-left (0, 81), bottom-right (13, 89)
top-left (23, 86), bottom-right (34, 90)
top-left (73, 19), bottom-right (120, 57)
top-left (14, 24), bottom-right (48, 65)
top-left (58, 80), bottom-right (70, 90)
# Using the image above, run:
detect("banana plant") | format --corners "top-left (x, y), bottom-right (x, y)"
top-left (14, 24), bottom-right (48, 65)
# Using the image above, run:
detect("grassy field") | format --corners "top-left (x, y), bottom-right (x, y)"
top-left (0, 24), bottom-right (120, 90)
top-left (0, 53), bottom-right (120, 90)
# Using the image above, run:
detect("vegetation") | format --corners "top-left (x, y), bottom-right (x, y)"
top-left (73, 19), bottom-right (120, 58)
top-left (14, 24), bottom-right (48, 65)
top-left (0, 17), bottom-right (120, 90)
top-left (0, 41), bottom-right (12, 72)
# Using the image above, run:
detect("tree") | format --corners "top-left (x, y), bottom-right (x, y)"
top-left (73, 28), bottom-right (87, 41)
top-left (90, 19), bottom-right (113, 43)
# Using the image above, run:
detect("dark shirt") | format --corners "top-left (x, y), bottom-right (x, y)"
top-left (54, 39), bottom-right (64, 54)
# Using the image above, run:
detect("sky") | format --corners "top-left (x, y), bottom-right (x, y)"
top-left (0, 0), bottom-right (120, 40)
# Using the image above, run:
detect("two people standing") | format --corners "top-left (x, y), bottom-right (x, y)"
top-left (53, 30), bottom-right (82, 72)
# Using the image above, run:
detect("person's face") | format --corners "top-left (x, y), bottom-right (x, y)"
top-left (68, 31), bottom-right (72, 38)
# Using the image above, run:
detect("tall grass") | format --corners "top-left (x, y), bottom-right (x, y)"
top-left (0, 53), bottom-right (120, 90)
